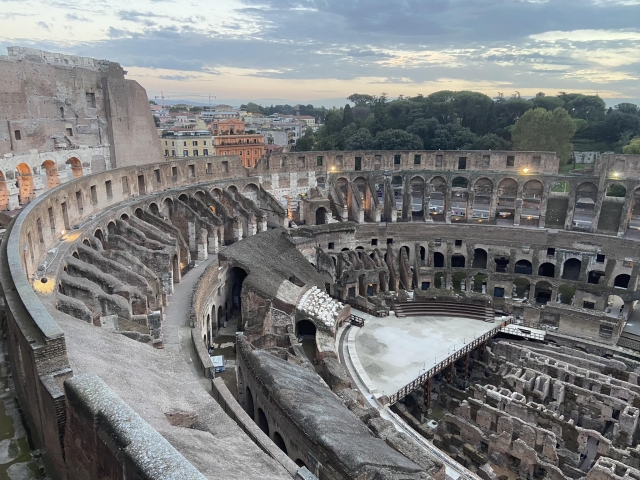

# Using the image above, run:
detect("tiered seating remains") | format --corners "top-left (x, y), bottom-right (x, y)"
top-left (393, 300), bottom-right (495, 322)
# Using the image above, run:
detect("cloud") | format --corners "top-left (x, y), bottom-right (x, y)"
top-left (1, 0), bottom-right (640, 104)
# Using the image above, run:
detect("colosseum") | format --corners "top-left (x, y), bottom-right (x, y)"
top-left (1, 49), bottom-right (640, 480)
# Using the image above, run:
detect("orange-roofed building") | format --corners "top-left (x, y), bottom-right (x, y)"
top-left (212, 135), bottom-right (265, 168)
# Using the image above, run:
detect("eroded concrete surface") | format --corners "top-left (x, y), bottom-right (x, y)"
top-left (355, 315), bottom-right (496, 396)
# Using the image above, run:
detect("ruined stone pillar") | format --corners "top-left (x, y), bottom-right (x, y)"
top-left (233, 218), bottom-right (242, 243)
top-left (564, 193), bottom-right (576, 230)
top-left (424, 193), bottom-right (432, 222)
top-left (423, 378), bottom-right (432, 411)
top-left (489, 189), bottom-right (498, 224)
top-left (513, 182), bottom-right (524, 226)
top-left (539, 183), bottom-right (549, 228)
top-left (248, 217), bottom-right (257, 237)
top-left (208, 233), bottom-right (218, 254)
top-left (590, 189), bottom-right (605, 233)
top-left (467, 188), bottom-right (475, 223)
top-left (617, 193), bottom-right (634, 236)
top-left (445, 183), bottom-right (452, 224)
top-left (188, 222), bottom-right (196, 251)
top-left (258, 217), bottom-right (267, 233)
top-left (197, 229), bottom-right (208, 261)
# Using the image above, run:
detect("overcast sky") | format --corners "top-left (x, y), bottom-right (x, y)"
top-left (2, 0), bottom-right (640, 107)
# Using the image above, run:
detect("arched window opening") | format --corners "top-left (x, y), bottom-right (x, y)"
top-left (433, 252), bottom-right (444, 268)
top-left (451, 254), bottom-right (465, 268)
top-left (558, 285), bottom-right (575, 305)
top-left (257, 408), bottom-right (269, 436)
top-left (514, 260), bottom-right (533, 275)
top-left (245, 386), bottom-right (255, 421)
top-left (315, 207), bottom-right (327, 225)
top-left (535, 282), bottom-right (553, 304)
top-left (588, 270), bottom-right (605, 285)
top-left (538, 263), bottom-right (555, 278)
top-left (614, 274), bottom-right (631, 289)
top-left (273, 432), bottom-right (288, 455)
top-left (472, 249), bottom-right (487, 269)
top-left (562, 258), bottom-right (581, 281)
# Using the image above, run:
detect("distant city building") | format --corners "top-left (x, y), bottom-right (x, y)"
top-left (160, 129), bottom-right (212, 158)
top-left (207, 119), bottom-right (264, 167)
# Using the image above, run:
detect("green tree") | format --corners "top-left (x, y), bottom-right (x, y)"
top-left (347, 93), bottom-right (376, 106)
top-left (343, 104), bottom-right (355, 127)
top-left (512, 108), bottom-right (577, 160)
top-left (373, 129), bottom-right (423, 150)
top-left (295, 127), bottom-right (315, 151)
top-left (345, 128), bottom-right (374, 150)
top-left (242, 102), bottom-right (264, 114)
top-left (623, 137), bottom-right (640, 154)
top-left (149, 99), bottom-right (157, 105)
top-left (189, 106), bottom-right (203, 113)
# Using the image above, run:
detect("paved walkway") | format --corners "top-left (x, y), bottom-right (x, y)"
top-left (337, 309), bottom-right (481, 480)
top-left (163, 255), bottom-right (217, 347)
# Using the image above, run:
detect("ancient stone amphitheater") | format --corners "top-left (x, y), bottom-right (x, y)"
top-left (2, 147), bottom-right (640, 480)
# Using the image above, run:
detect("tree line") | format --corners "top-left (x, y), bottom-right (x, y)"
top-left (288, 91), bottom-right (640, 159)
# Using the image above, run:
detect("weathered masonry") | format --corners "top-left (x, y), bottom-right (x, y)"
top-left (1, 146), bottom-right (640, 479)
top-left (0, 46), bottom-right (161, 210)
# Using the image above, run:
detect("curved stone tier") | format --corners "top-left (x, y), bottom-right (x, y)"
top-left (2, 151), bottom-right (640, 480)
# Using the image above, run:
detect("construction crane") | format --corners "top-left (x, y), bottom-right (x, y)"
top-left (155, 92), bottom-right (217, 108)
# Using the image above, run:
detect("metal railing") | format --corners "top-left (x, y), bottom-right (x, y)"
top-left (387, 321), bottom-right (510, 405)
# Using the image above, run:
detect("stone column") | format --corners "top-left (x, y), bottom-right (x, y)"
top-left (445, 183), bottom-right (452, 224)
top-left (489, 189), bottom-right (498, 224)
top-left (617, 193), bottom-right (634, 236)
top-left (233, 218), bottom-right (242, 243)
top-left (188, 222), bottom-right (196, 251)
top-left (467, 188), bottom-right (475, 222)
top-left (539, 183), bottom-right (549, 228)
top-left (590, 189), bottom-right (605, 233)
top-left (208, 234), bottom-right (218, 254)
top-left (513, 182), bottom-right (524, 226)
top-left (564, 194), bottom-right (576, 230)
top-left (197, 228), bottom-right (208, 261)
top-left (258, 217), bottom-right (268, 233)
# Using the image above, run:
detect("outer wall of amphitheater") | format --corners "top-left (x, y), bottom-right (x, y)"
top-left (2, 149), bottom-right (640, 479)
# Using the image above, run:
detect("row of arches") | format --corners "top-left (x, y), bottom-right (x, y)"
top-left (0, 158), bottom-right (83, 209)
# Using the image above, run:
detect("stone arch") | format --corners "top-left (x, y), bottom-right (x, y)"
top-left (538, 262), bottom-right (555, 277)
top-left (473, 178), bottom-right (493, 220)
top-left (273, 432), bottom-right (288, 455)
top-left (66, 157), bottom-right (83, 179)
top-left (472, 273), bottom-right (487, 293)
top-left (94, 228), bottom-right (104, 244)
top-left (336, 177), bottom-right (349, 198)
top-left (120, 213), bottom-right (129, 221)
top-left (561, 258), bottom-right (581, 281)
top-left (315, 207), bottom-right (327, 225)
top-left (257, 408), bottom-right (269, 436)
top-left (558, 285), bottom-right (576, 305)
top-left (162, 197), bottom-right (174, 217)
top-left (472, 248), bottom-right (487, 269)
top-left (42, 160), bottom-right (60, 190)
top-left (496, 178), bottom-right (518, 223)
top-left (434, 272), bottom-right (446, 289)
top-left (107, 221), bottom-right (116, 235)
top-left (522, 179), bottom-right (543, 226)
top-left (228, 267), bottom-right (248, 330)
top-left (16, 163), bottom-right (34, 205)
top-left (172, 255), bottom-right (180, 284)
top-left (0, 171), bottom-right (8, 211)
top-left (178, 193), bottom-right (189, 203)
top-left (606, 183), bottom-right (627, 198)
top-left (242, 183), bottom-right (259, 202)
top-left (606, 294), bottom-right (624, 317)
top-left (614, 274), bottom-right (631, 289)
top-left (429, 176), bottom-right (446, 222)
top-left (575, 182), bottom-right (598, 229)
top-left (451, 176), bottom-right (469, 189)
top-left (218, 305), bottom-right (224, 328)
top-left (296, 319), bottom-right (316, 338)
top-left (134, 208), bottom-right (144, 219)
top-left (410, 176), bottom-right (425, 218)
top-left (514, 259), bottom-right (533, 275)
top-left (451, 254), bottom-right (465, 268)
top-left (452, 272), bottom-right (466, 293)
top-left (245, 386), bottom-right (255, 421)
top-left (513, 278), bottom-right (531, 300)
top-left (534, 281), bottom-right (553, 304)
top-left (194, 190), bottom-right (206, 202)
top-left (149, 202), bottom-right (160, 215)
top-left (586, 270), bottom-right (604, 286)
top-left (433, 251), bottom-right (444, 268)
top-left (316, 177), bottom-right (326, 189)
top-left (211, 187), bottom-right (223, 199)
